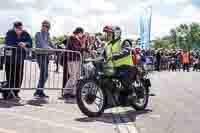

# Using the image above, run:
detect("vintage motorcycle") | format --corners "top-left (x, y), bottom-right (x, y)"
top-left (76, 56), bottom-right (151, 117)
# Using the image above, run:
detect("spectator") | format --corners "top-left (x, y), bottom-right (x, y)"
top-left (54, 42), bottom-right (65, 73)
top-left (4, 21), bottom-right (32, 99)
top-left (156, 50), bottom-right (161, 71)
top-left (193, 56), bottom-right (199, 71)
top-left (181, 50), bottom-right (190, 72)
top-left (34, 20), bottom-right (55, 98)
top-left (88, 34), bottom-right (98, 50)
top-left (63, 27), bottom-right (88, 98)
top-left (62, 35), bottom-right (70, 96)
top-left (176, 52), bottom-right (181, 71)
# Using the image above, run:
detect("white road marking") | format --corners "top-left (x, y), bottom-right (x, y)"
top-left (120, 107), bottom-right (138, 133)
top-left (0, 128), bottom-right (17, 133)
top-left (149, 114), bottom-right (161, 119)
top-left (112, 107), bottom-right (138, 133)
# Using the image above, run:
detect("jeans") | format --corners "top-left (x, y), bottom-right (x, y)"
top-left (37, 55), bottom-right (49, 89)
top-left (183, 63), bottom-right (189, 72)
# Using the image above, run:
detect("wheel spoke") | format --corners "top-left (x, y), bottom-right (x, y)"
top-left (95, 96), bottom-right (103, 101)
top-left (82, 95), bottom-right (87, 102)
top-left (80, 81), bottom-right (104, 113)
top-left (94, 101), bottom-right (102, 109)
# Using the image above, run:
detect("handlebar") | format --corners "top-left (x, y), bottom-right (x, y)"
top-left (84, 56), bottom-right (113, 64)
top-left (84, 57), bottom-right (105, 63)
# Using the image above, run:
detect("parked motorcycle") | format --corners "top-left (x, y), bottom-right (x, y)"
top-left (76, 57), bottom-right (151, 117)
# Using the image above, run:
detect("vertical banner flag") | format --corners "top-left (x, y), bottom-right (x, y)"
top-left (139, 6), bottom-right (152, 49)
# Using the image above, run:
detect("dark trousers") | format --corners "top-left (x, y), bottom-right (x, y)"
top-left (37, 55), bottom-right (49, 89)
top-left (169, 63), bottom-right (176, 71)
top-left (5, 62), bottom-right (24, 94)
top-left (193, 64), bottom-right (198, 71)
top-left (62, 60), bottom-right (70, 88)
top-left (176, 64), bottom-right (181, 71)
top-left (55, 53), bottom-right (60, 72)
top-left (115, 65), bottom-right (138, 89)
top-left (156, 61), bottom-right (160, 71)
top-left (183, 63), bottom-right (189, 72)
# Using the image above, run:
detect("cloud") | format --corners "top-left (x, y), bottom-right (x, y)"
top-left (0, 0), bottom-right (200, 39)
top-left (179, 5), bottom-right (200, 23)
top-left (163, 0), bottom-right (190, 5)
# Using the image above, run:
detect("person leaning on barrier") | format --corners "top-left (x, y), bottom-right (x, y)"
top-left (34, 20), bottom-right (55, 98)
top-left (54, 42), bottom-right (65, 73)
top-left (63, 27), bottom-right (89, 98)
top-left (4, 21), bottom-right (32, 99)
top-left (61, 35), bottom-right (70, 90)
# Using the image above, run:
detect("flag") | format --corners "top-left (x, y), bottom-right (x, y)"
top-left (139, 7), bottom-right (152, 49)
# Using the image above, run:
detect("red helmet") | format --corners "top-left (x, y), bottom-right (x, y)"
top-left (103, 25), bottom-right (113, 33)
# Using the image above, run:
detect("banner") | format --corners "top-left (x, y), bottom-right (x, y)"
top-left (139, 7), bottom-right (152, 49)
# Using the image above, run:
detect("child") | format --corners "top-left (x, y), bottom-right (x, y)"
top-left (193, 56), bottom-right (199, 71)
top-left (169, 56), bottom-right (176, 71)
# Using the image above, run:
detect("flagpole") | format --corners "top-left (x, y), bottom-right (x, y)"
top-left (148, 6), bottom-right (152, 50)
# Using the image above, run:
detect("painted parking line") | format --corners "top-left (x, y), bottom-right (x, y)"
top-left (111, 107), bottom-right (138, 133)
top-left (0, 128), bottom-right (17, 133)
top-left (120, 107), bottom-right (138, 133)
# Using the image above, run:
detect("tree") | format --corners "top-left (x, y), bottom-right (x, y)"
top-left (95, 32), bottom-right (103, 37)
top-left (0, 37), bottom-right (4, 44)
top-left (153, 38), bottom-right (166, 49)
top-left (52, 36), bottom-right (65, 45)
top-left (153, 23), bottom-right (200, 50)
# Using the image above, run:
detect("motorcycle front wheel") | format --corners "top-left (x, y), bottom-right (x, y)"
top-left (76, 80), bottom-right (107, 117)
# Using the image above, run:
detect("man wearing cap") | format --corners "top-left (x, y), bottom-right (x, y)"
top-left (4, 21), bottom-right (32, 99)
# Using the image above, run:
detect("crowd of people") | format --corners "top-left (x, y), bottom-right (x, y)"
top-left (1, 20), bottom-right (199, 100)
top-left (134, 49), bottom-right (200, 72)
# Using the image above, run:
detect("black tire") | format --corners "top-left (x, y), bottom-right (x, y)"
top-left (76, 80), bottom-right (107, 117)
top-left (2, 91), bottom-right (9, 100)
top-left (132, 84), bottom-right (149, 111)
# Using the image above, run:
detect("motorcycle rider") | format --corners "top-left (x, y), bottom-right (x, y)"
top-left (103, 25), bottom-right (137, 104)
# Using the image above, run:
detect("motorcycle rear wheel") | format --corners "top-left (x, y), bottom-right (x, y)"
top-left (131, 80), bottom-right (149, 111)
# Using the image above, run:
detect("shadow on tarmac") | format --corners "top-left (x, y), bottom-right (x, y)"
top-left (26, 99), bottom-right (49, 107)
top-left (75, 109), bottom-right (152, 124)
top-left (0, 98), bottom-right (24, 108)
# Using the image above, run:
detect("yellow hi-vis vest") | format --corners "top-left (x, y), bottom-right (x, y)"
top-left (105, 39), bottom-right (133, 68)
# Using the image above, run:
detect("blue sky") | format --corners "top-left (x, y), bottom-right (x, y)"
top-left (0, 0), bottom-right (199, 39)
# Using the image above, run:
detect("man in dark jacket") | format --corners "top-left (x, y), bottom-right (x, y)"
top-left (4, 21), bottom-right (32, 99)
top-left (156, 50), bottom-right (161, 71)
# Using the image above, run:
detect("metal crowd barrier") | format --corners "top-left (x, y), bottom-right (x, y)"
top-left (0, 46), bottom-right (82, 95)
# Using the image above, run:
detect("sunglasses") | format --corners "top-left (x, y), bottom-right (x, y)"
top-left (15, 26), bottom-right (23, 30)
top-left (42, 25), bottom-right (50, 29)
